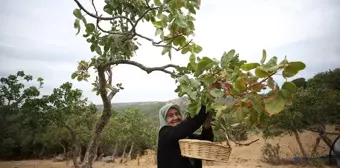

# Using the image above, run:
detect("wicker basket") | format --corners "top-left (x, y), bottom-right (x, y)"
top-left (179, 139), bottom-right (232, 162)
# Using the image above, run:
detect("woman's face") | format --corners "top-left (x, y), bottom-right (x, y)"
top-left (166, 108), bottom-right (182, 126)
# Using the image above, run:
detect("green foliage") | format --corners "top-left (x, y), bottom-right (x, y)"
top-left (101, 108), bottom-right (157, 154)
top-left (0, 71), bottom-right (158, 159)
top-left (71, 0), bottom-right (202, 85)
top-left (174, 49), bottom-right (306, 130)
top-left (262, 68), bottom-right (340, 138)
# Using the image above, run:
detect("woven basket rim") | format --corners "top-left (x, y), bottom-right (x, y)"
top-left (179, 139), bottom-right (231, 149)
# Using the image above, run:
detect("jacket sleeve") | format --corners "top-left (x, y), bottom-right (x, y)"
top-left (158, 105), bottom-right (208, 145)
top-left (189, 127), bottom-right (214, 142)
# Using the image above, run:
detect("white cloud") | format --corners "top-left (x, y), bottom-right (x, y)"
top-left (0, 0), bottom-right (339, 104)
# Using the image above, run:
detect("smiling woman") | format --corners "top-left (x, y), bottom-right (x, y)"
top-left (157, 103), bottom-right (213, 168)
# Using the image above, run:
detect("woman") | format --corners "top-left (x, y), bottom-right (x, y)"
top-left (157, 103), bottom-right (214, 168)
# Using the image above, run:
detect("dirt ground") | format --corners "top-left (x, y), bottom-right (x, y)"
top-left (1, 127), bottom-right (338, 168)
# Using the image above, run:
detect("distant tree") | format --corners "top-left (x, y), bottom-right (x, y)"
top-left (0, 71), bottom-right (48, 159)
top-left (263, 68), bottom-right (340, 157)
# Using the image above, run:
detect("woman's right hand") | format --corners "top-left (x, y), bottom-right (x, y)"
top-left (203, 112), bottom-right (212, 129)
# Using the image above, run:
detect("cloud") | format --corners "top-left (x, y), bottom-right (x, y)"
top-left (0, 0), bottom-right (339, 104)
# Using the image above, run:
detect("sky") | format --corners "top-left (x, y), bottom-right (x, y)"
top-left (0, 0), bottom-right (340, 104)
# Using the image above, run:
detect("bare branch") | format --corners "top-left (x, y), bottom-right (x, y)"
top-left (229, 138), bottom-right (260, 146)
top-left (103, 60), bottom-right (180, 77)
top-left (74, 0), bottom-right (193, 51)
top-left (73, 0), bottom-right (133, 26)
top-left (304, 128), bottom-right (340, 136)
top-left (108, 88), bottom-right (119, 101)
top-left (135, 33), bottom-right (193, 51)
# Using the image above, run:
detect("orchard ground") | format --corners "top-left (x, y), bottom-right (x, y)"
top-left (1, 126), bottom-right (338, 168)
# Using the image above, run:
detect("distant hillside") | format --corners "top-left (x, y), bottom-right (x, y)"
top-left (96, 97), bottom-right (190, 126)
top-left (96, 96), bottom-right (234, 126)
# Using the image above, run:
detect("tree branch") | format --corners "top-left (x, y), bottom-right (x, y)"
top-left (74, 0), bottom-right (193, 51)
top-left (74, 0), bottom-right (133, 25)
top-left (103, 60), bottom-right (180, 77)
top-left (304, 128), bottom-right (340, 135)
top-left (229, 138), bottom-right (260, 146)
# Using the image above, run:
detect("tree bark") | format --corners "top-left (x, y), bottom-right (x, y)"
top-left (127, 141), bottom-right (134, 161)
top-left (311, 137), bottom-right (321, 156)
top-left (293, 130), bottom-right (308, 158)
top-left (92, 144), bottom-right (99, 162)
top-left (59, 142), bottom-right (66, 156)
top-left (65, 125), bottom-right (80, 168)
top-left (81, 68), bottom-right (116, 168)
top-left (112, 142), bottom-right (118, 162)
top-left (120, 141), bottom-right (128, 163)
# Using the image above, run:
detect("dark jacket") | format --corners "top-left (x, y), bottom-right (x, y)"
top-left (157, 106), bottom-right (214, 168)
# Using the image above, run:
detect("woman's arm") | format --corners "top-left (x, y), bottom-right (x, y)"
top-left (158, 105), bottom-right (208, 145)
top-left (188, 126), bottom-right (214, 142)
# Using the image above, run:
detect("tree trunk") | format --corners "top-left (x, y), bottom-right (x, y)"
top-left (311, 136), bottom-right (321, 156)
top-left (59, 142), bottom-right (66, 156)
top-left (293, 130), bottom-right (308, 158)
top-left (127, 141), bottom-right (134, 161)
top-left (120, 141), bottom-right (128, 163)
top-left (112, 142), bottom-right (118, 162)
top-left (81, 68), bottom-right (116, 168)
top-left (38, 146), bottom-right (45, 159)
top-left (65, 125), bottom-right (80, 168)
top-left (92, 144), bottom-right (99, 162)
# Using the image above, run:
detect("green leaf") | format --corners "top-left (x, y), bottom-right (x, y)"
top-left (176, 19), bottom-right (188, 28)
top-left (181, 47), bottom-right (190, 54)
top-left (194, 57), bottom-right (215, 77)
top-left (252, 95), bottom-right (264, 113)
top-left (233, 76), bottom-right (247, 93)
top-left (235, 106), bottom-right (249, 122)
top-left (263, 56), bottom-right (278, 70)
top-left (95, 46), bottom-right (102, 55)
top-left (249, 108), bottom-right (259, 125)
top-left (210, 88), bottom-right (224, 98)
top-left (90, 44), bottom-right (96, 52)
top-left (73, 9), bottom-right (82, 19)
top-left (71, 72), bottom-right (78, 79)
top-left (188, 21), bottom-right (195, 30)
top-left (220, 49), bottom-right (235, 68)
top-left (267, 77), bottom-right (275, 89)
top-left (188, 4), bottom-right (196, 14)
top-left (203, 75), bottom-right (216, 86)
top-left (255, 67), bottom-right (270, 78)
top-left (154, 0), bottom-right (162, 6)
top-left (85, 23), bottom-right (95, 34)
top-left (173, 36), bottom-right (186, 46)
top-left (282, 62), bottom-right (306, 78)
top-left (264, 92), bottom-right (285, 114)
top-left (178, 75), bottom-right (190, 85)
top-left (73, 19), bottom-right (80, 35)
top-left (155, 28), bottom-right (162, 36)
top-left (103, 5), bottom-right (113, 15)
top-left (211, 102), bottom-right (227, 111)
top-left (194, 45), bottom-right (203, 53)
top-left (261, 49), bottom-right (267, 64)
top-left (161, 47), bottom-right (171, 55)
top-left (240, 63), bottom-right (260, 71)
top-left (152, 21), bottom-right (163, 28)
top-left (281, 82), bottom-right (297, 94)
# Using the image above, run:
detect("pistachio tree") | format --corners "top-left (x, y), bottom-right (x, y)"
top-left (70, 0), bottom-right (306, 167)
top-left (70, 0), bottom-right (202, 167)
top-left (175, 50), bottom-right (306, 131)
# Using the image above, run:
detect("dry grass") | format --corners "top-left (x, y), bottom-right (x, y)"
top-left (1, 126), bottom-right (338, 168)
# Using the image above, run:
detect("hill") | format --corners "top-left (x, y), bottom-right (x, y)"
top-left (96, 97), bottom-right (190, 125)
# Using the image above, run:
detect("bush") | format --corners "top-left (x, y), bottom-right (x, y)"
top-left (261, 143), bottom-right (282, 165)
